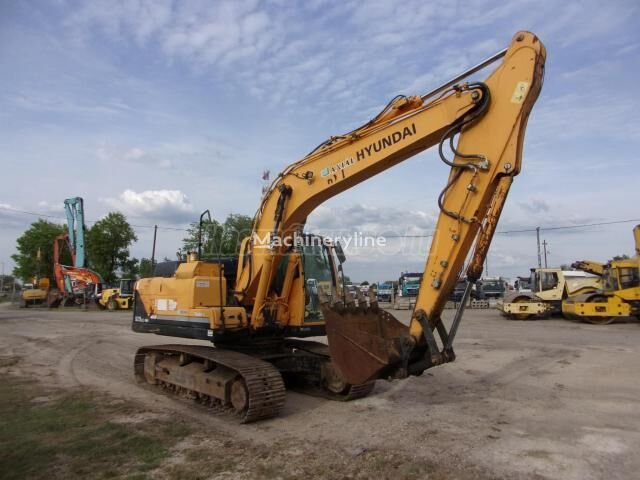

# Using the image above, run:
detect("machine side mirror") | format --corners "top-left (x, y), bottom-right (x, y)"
top-left (334, 241), bottom-right (346, 264)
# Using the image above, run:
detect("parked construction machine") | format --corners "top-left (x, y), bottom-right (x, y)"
top-left (133, 32), bottom-right (546, 422)
top-left (48, 197), bottom-right (104, 308)
top-left (21, 276), bottom-right (50, 307)
top-left (20, 247), bottom-right (50, 307)
top-left (498, 268), bottom-right (601, 320)
top-left (562, 226), bottom-right (640, 324)
top-left (98, 278), bottom-right (135, 310)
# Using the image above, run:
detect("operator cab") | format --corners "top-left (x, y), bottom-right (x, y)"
top-left (530, 269), bottom-right (559, 294)
top-left (118, 279), bottom-right (135, 296)
top-left (603, 261), bottom-right (640, 292)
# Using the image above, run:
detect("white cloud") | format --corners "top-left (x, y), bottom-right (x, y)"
top-left (530, 92), bottom-right (640, 144)
top-left (102, 189), bottom-right (195, 223)
top-left (307, 204), bottom-right (437, 234)
top-left (124, 147), bottom-right (146, 161)
top-left (35, 200), bottom-right (66, 216)
top-left (57, 0), bottom-right (639, 123)
top-left (96, 142), bottom-right (173, 168)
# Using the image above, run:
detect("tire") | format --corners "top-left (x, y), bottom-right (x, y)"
top-left (107, 298), bottom-right (118, 311)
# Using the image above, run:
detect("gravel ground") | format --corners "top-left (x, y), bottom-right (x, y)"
top-left (1, 304), bottom-right (638, 479)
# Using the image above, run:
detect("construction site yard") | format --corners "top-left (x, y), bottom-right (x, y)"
top-left (1, 305), bottom-right (638, 480)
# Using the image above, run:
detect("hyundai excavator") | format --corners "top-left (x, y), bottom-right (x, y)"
top-left (133, 31), bottom-right (546, 422)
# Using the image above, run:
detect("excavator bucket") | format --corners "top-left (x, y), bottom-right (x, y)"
top-left (322, 298), bottom-right (412, 385)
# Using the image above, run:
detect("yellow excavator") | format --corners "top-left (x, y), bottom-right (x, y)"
top-left (133, 31), bottom-right (546, 422)
top-left (562, 225), bottom-right (640, 325)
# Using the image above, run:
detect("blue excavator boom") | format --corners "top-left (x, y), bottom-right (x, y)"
top-left (63, 197), bottom-right (86, 268)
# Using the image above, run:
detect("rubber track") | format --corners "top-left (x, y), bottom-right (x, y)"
top-left (135, 344), bottom-right (286, 423)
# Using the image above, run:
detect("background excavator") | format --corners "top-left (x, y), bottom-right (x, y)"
top-left (20, 247), bottom-right (50, 307)
top-left (47, 197), bottom-right (104, 308)
top-left (133, 31), bottom-right (546, 422)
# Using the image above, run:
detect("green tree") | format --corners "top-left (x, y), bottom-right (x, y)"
top-left (221, 214), bottom-right (253, 254)
top-left (120, 257), bottom-right (140, 280)
top-left (138, 258), bottom-right (154, 278)
top-left (183, 213), bottom-right (253, 257)
top-left (183, 218), bottom-right (223, 255)
top-left (11, 219), bottom-right (68, 282)
top-left (86, 212), bottom-right (137, 284)
top-left (611, 254), bottom-right (630, 262)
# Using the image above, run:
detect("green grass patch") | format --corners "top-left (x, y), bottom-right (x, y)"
top-left (0, 376), bottom-right (191, 480)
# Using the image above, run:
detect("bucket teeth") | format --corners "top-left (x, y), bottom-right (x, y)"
top-left (367, 289), bottom-right (379, 312)
top-left (355, 288), bottom-right (368, 312)
top-left (329, 285), bottom-right (345, 309)
top-left (317, 285), bottom-right (331, 305)
top-left (344, 288), bottom-right (357, 310)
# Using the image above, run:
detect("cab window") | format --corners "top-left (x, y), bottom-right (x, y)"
top-left (302, 243), bottom-right (334, 321)
top-left (618, 267), bottom-right (640, 289)
top-left (539, 272), bottom-right (558, 291)
top-left (603, 269), bottom-right (617, 291)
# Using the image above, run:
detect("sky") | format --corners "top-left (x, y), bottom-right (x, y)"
top-left (1, 0), bottom-right (639, 282)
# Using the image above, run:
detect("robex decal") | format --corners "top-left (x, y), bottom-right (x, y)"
top-left (321, 123), bottom-right (417, 183)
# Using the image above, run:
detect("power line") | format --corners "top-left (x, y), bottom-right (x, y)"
top-left (496, 218), bottom-right (640, 235)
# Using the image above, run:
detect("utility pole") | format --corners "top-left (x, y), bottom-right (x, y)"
top-left (536, 227), bottom-right (542, 268)
top-left (0, 261), bottom-right (4, 294)
top-left (542, 240), bottom-right (549, 268)
top-left (151, 225), bottom-right (158, 271)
